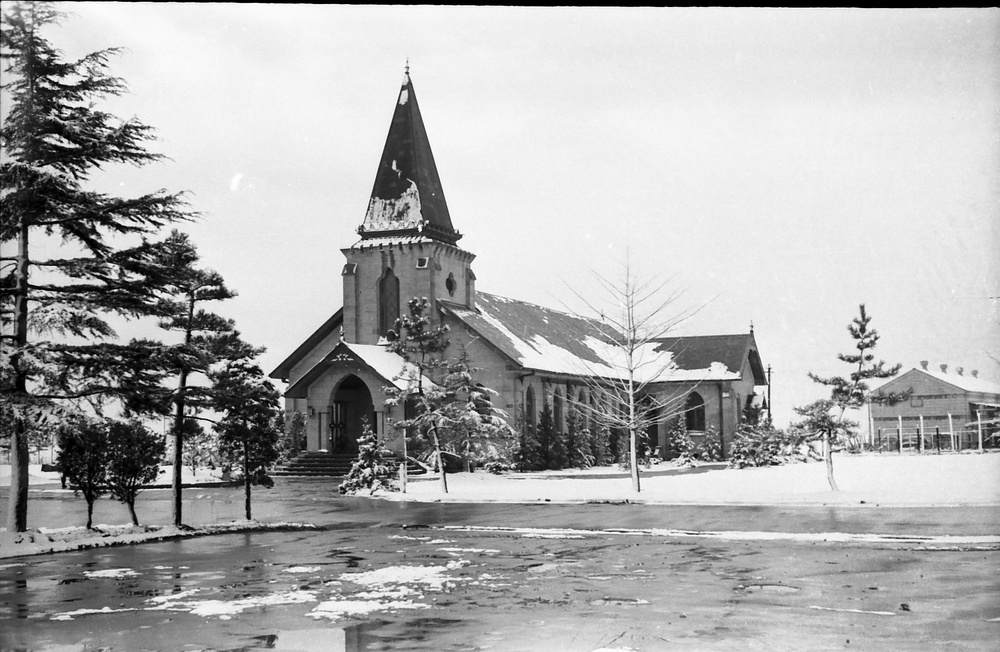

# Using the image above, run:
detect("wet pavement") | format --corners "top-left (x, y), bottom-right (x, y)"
top-left (1, 478), bottom-right (999, 650)
top-left (8, 476), bottom-right (999, 538)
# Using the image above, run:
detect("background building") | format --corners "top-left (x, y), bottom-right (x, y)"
top-left (869, 362), bottom-right (1000, 451)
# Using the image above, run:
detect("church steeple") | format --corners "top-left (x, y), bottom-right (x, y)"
top-left (359, 69), bottom-right (461, 245)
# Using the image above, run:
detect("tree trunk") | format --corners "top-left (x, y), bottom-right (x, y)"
top-left (8, 215), bottom-right (31, 533)
top-left (400, 429), bottom-right (408, 494)
top-left (823, 431), bottom-right (839, 491)
top-left (244, 438), bottom-right (251, 520)
top-left (86, 498), bottom-right (95, 530)
top-left (432, 423), bottom-right (448, 494)
top-left (171, 369), bottom-right (187, 527)
top-left (628, 377), bottom-right (640, 493)
top-left (172, 296), bottom-right (196, 527)
top-left (8, 418), bottom-right (30, 533)
top-left (127, 498), bottom-right (139, 526)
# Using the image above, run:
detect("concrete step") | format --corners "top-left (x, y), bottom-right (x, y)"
top-left (273, 453), bottom-right (427, 477)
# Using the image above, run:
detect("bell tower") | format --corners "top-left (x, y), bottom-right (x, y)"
top-left (341, 69), bottom-right (476, 345)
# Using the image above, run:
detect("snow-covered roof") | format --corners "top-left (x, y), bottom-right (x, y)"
top-left (870, 367), bottom-right (1000, 396)
top-left (345, 235), bottom-right (441, 251)
top-left (285, 341), bottom-right (435, 399)
top-left (441, 293), bottom-right (758, 384)
top-left (357, 71), bottom-right (459, 245)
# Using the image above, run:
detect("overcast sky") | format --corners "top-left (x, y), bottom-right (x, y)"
top-left (20, 4), bottom-right (1000, 426)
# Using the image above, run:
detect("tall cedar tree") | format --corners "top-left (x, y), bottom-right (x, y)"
top-left (1, 2), bottom-right (190, 531)
top-left (536, 398), bottom-right (557, 470)
top-left (106, 419), bottom-right (165, 526)
top-left (124, 230), bottom-right (260, 526)
top-left (512, 403), bottom-right (542, 471)
top-left (56, 416), bottom-right (109, 529)
top-left (565, 253), bottom-right (695, 492)
top-left (212, 360), bottom-right (282, 520)
top-left (807, 304), bottom-right (908, 490)
top-left (564, 404), bottom-right (594, 468)
top-left (385, 297), bottom-right (449, 492)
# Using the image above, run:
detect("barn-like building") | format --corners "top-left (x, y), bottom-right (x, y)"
top-left (269, 71), bottom-right (768, 462)
top-left (869, 362), bottom-right (1000, 450)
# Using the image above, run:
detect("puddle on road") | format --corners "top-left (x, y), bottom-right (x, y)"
top-left (588, 597), bottom-right (650, 606)
top-left (736, 583), bottom-right (801, 594)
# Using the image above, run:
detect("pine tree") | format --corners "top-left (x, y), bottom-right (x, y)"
top-left (512, 403), bottom-right (542, 471)
top-left (698, 426), bottom-right (722, 462)
top-left (212, 360), bottom-right (282, 521)
top-left (56, 416), bottom-right (110, 529)
top-left (439, 346), bottom-right (511, 472)
top-left (808, 304), bottom-right (908, 491)
top-left (106, 419), bottom-right (165, 526)
top-left (564, 405), bottom-right (594, 468)
top-left (666, 415), bottom-right (697, 467)
top-left (387, 300), bottom-right (511, 492)
top-left (124, 230), bottom-right (260, 526)
top-left (339, 419), bottom-right (398, 495)
top-left (591, 422), bottom-right (613, 467)
top-left (1, 2), bottom-right (191, 531)
top-left (285, 410), bottom-right (307, 460)
top-left (386, 297), bottom-right (449, 492)
top-left (536, 398), bottom-right (558, 470)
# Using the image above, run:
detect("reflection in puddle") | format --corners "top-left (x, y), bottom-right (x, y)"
top-left (240, 625), bottom-right (373, 651)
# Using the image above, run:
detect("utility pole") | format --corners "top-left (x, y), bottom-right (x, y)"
top-left (766, 365), bottom-right (773, 421)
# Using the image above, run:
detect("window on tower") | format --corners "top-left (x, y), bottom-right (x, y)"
top-left (379, 268), bottom-right (400, 337)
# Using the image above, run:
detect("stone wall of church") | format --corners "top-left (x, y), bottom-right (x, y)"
top-left (342, 241), bottom-right (476, 344)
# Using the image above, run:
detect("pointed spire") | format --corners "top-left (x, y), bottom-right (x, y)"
top-left (359, 68), bottom-right (460, 244)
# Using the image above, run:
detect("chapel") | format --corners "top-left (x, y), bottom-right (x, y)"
top-left (269, 70), bottom-right (768, 461)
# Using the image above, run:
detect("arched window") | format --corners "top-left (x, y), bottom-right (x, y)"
top-left (685, 392), bottom-right (706, 432)
top-left (553, 389), bottom-right (564, 434)
top-left (378, 268), bottom-right (400, 337)
top-left (525, 386), bottom-right (536, 432)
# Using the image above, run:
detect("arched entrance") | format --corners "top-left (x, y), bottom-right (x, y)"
top-left (329, 375), bottom-right (375, 454)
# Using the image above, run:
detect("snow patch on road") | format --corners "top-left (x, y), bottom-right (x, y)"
top-left (51, 605), bottom-right (137, 621)
top-left (341, 560), bottom-right (470, 591)
top-left (437, 547), bottom-right (499, 555)
top-left (439, 525), bottom-right (1000, 547)
top-left (84, 568), bottom-right (139, 579)
top-left (809, 605), bottom-right (896, 616)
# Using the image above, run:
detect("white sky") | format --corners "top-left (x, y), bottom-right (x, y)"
top-left (14, 4), bottom-right (1000, 427)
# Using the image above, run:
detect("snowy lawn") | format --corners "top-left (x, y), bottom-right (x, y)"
top-left (1, 453), bottom-right (997, 560)
top-left (0, 521), bottom-right (317, 560)
top-left (0, 463), bottom-right (227, 488)
top-left (391, 452), bottom-right (1000, 507)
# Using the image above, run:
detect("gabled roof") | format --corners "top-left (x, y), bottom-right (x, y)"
top-left (441, 292), bottom-right (763, 384)
top-left (653, 334), bottom-right (767, 385)
top-left (268, 308), bottom-right (343, 381)
top-left (871, 367), bottom-right (1000, 396)
top-left (358, 70), bottom-right (459, 245)
top-left (284, 341), bottom-right (434, 399)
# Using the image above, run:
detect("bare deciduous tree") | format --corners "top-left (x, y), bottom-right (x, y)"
top-left (562, 253), bottom-right (698, 493)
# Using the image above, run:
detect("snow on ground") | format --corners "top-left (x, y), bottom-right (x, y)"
top-left (0, 521), bottom-right (317, 560)
top-left (1, 453), bottom-right (997, 560)
top-left (0, 464), bottom-right (226, 488)
top-left (392, 452), bottom-right (1000, 507)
